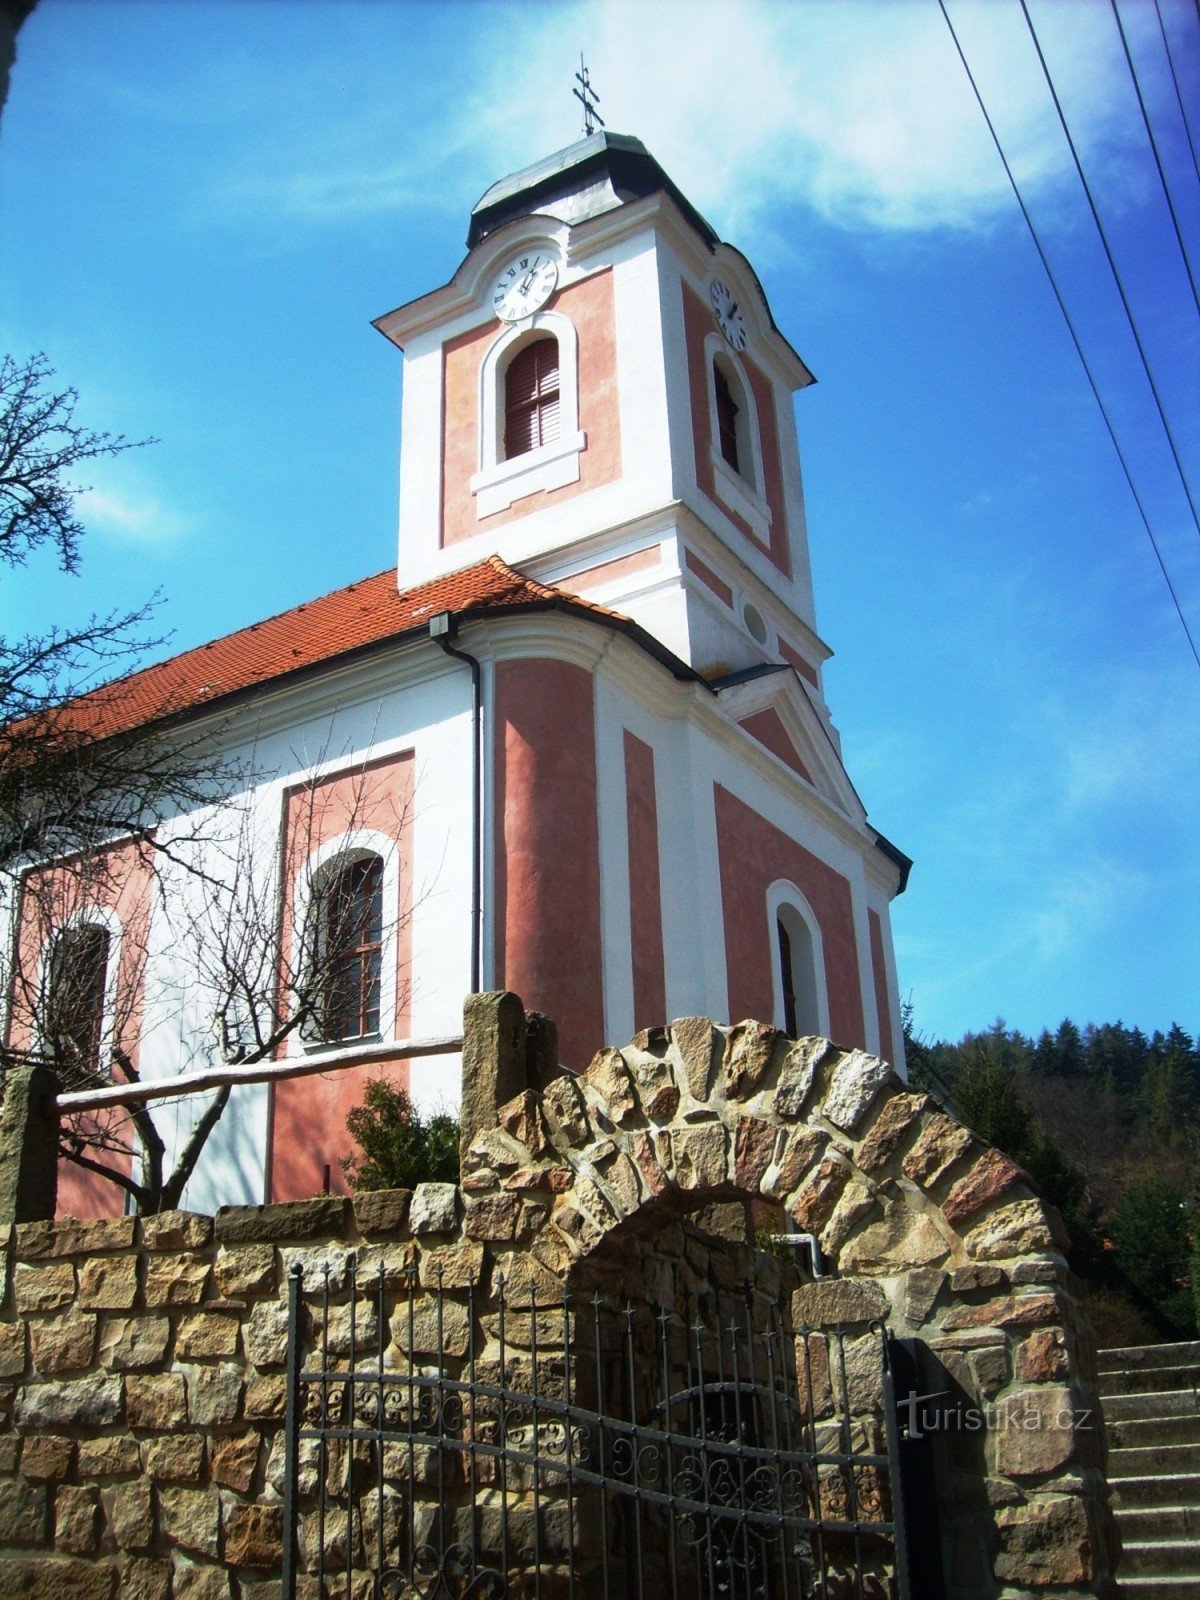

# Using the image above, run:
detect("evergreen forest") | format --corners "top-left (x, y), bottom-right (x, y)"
top-left (905, 1013), bottom-right (1200, 1346)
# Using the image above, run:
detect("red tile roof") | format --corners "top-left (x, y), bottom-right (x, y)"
top-left (47, 556), bottom-right (640, 744)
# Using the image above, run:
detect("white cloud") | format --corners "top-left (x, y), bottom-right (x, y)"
top-left (76, 480), bottom-right (191, 549)
top-left (216, 0), bottom-right (1143, 243)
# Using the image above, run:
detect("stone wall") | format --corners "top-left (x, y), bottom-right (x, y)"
top-left (0, 997), bottom-right (1118, 1598)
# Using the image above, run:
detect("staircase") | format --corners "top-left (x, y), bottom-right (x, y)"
top-left (1099, 1340), bottom-right (1200, 1597)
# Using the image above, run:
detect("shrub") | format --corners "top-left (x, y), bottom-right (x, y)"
top-left (341, 1078), bottom-right (459, 1192)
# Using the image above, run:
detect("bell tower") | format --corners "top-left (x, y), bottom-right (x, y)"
top-left (373, 132), bottom-right (831, 697)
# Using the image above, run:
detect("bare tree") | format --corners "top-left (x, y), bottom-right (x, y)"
top-left (5, 758), bottom-right (415, 1212)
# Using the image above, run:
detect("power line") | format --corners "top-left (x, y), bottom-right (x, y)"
top-left (1154, 0), bottom-right (1200, 190)
top-left (1019, 0), bottom-right (1200, 545)
top-left (937, 0), bottom-right (1200, 671)
top-left (1109, 0), bottom-right (1200, 319)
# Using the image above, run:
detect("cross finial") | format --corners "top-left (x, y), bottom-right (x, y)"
top-left (573, 54), bottom-right (605, 137)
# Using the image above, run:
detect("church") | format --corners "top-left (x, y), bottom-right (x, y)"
top-left (9, 131), bottom-right (910, 1214)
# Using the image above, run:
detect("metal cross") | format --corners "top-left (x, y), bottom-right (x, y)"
top-left (573, 54), bottom-right (605, 137)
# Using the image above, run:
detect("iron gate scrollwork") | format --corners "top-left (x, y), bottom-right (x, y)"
top-left (281, 1254), bottom-right (911, 1599)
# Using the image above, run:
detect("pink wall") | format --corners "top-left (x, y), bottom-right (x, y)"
top-left (493, 658), bottom-right (605, 1070)
top-left (440, 270), bottom-right (621, 546)
top-left (269, 752), bottom-right (415, 1202)
top-left (713, 785), bottom-right (865, 1049)
top-left (681, 282), bottom-right (791, 577)
top-left (623, 730), bottom-right (666, 1032)
top-left (8, 842), bottom-right (153, 1219)
top-left (868, 908), bottom-right (898, 1068)
top-left (738, 709), bottom-right (814, 785)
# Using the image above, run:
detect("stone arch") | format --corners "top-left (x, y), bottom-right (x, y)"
top-left (461, 1005), bottom-right (1117, 1599)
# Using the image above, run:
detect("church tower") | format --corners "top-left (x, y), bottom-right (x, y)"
top-left (373, 131), bottom-right (909, 1077)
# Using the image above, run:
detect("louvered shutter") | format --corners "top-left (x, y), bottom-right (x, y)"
top-left (504, 339), bottom-right (561, 459)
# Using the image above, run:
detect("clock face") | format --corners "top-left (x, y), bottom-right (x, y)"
top-left (710, 279), bottom-right (748, 351)
top-left (491, 253), bottom-right (559, 322)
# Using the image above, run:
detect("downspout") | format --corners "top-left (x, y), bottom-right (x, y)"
top-left (429, 612), bottom-right (482, 994)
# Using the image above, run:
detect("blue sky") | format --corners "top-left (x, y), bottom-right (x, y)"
top-left (1, 0), bottom-right (1197, 1046)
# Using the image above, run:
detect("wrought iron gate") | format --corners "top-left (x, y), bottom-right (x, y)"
top-left (281, 1255), bottom-right (911, 1599)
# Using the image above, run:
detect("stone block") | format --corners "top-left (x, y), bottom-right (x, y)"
top-left (14, 1261), bottom-right (75, 1313)
top-left (630, 1132), bottom-right (669, 1196)
top-left (244, 1302), bottom-right (290, 1370)
top-left (158, 1485), bottom-right (220, 1559)
top-left (391, 1294), bottom-right (470, 1357)
top-left (186, 1363), bottom-right (243, 1426)
top-left (541, 1075), bottom-right (591, 1149)
top-left (213, 1243), bottom-right (276, 1299)
top-left (669, 1016), bottom-right (720, 1102)
top-left (139, 1210), bottom-right (212, 1250)
top-left (624, 1050), bottom-right (679, 1122)
top-left (0, 1436), bottom-right (19, 1472)
top-left (822, 1181), bottom-right (880, 1255)
top-left (941, 1292), bottom-right (1059, 1334)
top-left (969, 1344), bottom-right (1010, 1399)
top-left (903, 1268), bottom-right (946, 1327)
top-left (99, 1316), bottom-right (170, 1371)
top-left (584, 1048), bottom-right (637, 1124)
top-left (408, 1183), bottom-right (458, 1234)
top-left (0, 1557), bottom-right (118, 1598)
top-left (496, 1089), bottom-right (550, 1157)
top-left (721, 1019), bottom-right (778, 1100)
top-left (108, 1480), bottom-right (153, 1550)
top-left (75, 1254), bottom-right (138, 1305)
top-left (774, 1037), bottom-right (836, 1118)
top-left (1016, 1328), bottom-right (1070, 1383)
top-left (793, 1276), bottom-right (888, 1327)
top-left (854, 1092), bottom-right (929, 1173)
top-left (733, 1116), bottom-right (777, 1191)
top-left (966, 1200), bottom-right (1061, 1262)
top-left (145, 1434), bottom-right (206, 1483)
top-left (821, 1049), bottom-right (891, 1132)
top-left (672, 1123), bottom-right (728, 1191)
top-left (30, 1313), bottom-right (97, 1375)
top-left (992, 1385), bottom-right (1080, 1478)
top-left (117, 1558), bottom-right (170, 1600)
top-left (16, 1373), bottom-right (121, 1429)
top-left (143, 1254), bottom-right (210, 1308)
top-left (223, 1502), bottom-right (284, 1567)
top-left (459, 990), bottom-right (528, 1170)
top-left (787, 1157), bottom-right (849, 1233)
top-left (125, 1372), bottom-right (187, 1430)
top-left (244, 1374), bottom-right (286, 1421)
top-left (351, 1187), bottom-right (411, 1238)
top-left (417, 1238), bottom-right (485, 1291)
top-left (210, 1429), bottom-right (260, 1493)
top-left (21, 1217), bottom-right (136, 1258)
top-left (993, 1493), bottom-right (1093, 1585)
top-left (77, 1437), bottom-right (140, 1478)
top-left (214, 1196), bottom-right (349, 1245)
top-left (54, 1483), bottom-right (100, 1554)
top-left (464, 1126), bottom-right (527, 1176)
top-left (0, 1319), bottom-right (27, 1377)
top-left (901, 1114), bottom-right (975, 1188)
top-left (175, 1311), bottom-right (240, 1360)
top-left (943, 1148), bottom-right (1026, 1230)
top-left (463, 1192), bottom-right (521, 1240)
top-left (20, 1434), bottom-right (74, 1480)
top-left (501, 1164), bottom-right (572, 1193)
top-left (0, 1477), bottom-right (47, 1544)
top-left (766, 1124), bottom-right (827, 1198)
top-left (174, 1563), bottom-right (231, 1599)
top-left (949, 1264), bottom-right (1006, 1293)
top-left (838, 1203), bottom-right (950, 1273)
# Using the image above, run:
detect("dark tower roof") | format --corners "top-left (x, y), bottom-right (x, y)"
top-left (468, 131), bottom-right (720, 250)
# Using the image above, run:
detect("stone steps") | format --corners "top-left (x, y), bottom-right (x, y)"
top-left (1099, 1340), bottom-right (1200, 1373)
top-left (1098, 1339), bottom-right (1200, 1591)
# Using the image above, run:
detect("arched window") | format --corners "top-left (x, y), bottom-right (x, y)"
top-left (714, 359), bottom-right (741, 474)
top-left (321, 855), bottom-right (384, 1041)
top-left (504, 336), bottom-right (561, 460)
top-left (710, 351), bottom-right (756, 490)
top-left (770, 894), bottom-right (825, 1038)
top-left (46, 923), bottom-right (111, 1070)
